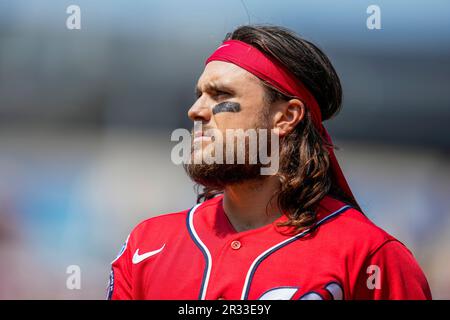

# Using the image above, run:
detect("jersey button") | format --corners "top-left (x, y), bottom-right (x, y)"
top-left (231, 240), bottom-right (241, 250)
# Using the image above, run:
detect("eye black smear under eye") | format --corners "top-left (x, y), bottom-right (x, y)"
top-left (212, 101), bottom-right (241, 115)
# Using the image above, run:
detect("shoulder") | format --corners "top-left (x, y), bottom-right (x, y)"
top-left (128, 195), bottom-right (223, 242)
top-left (312, 196), bottom-right (429, 293)
top-left (130, 209), bottom-right (190, 240)
top-left (315, 196), bottom-right (400, 256)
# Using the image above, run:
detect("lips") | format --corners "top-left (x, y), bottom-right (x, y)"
top-left (193, 131), bottom-right (213, 143)
top-left (194, 129), bottom-right (214, 138)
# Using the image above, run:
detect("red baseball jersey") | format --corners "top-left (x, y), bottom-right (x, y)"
top-left (107, 194), bottom-right (431, 300)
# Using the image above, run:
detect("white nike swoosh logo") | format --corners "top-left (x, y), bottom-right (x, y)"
top-left (132, 244), bottom-right (165, 264)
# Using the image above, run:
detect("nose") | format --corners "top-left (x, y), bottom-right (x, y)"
top-left (188, 97), bottom-right (212, 122)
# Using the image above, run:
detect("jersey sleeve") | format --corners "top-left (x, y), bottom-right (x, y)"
top-left (107, 234), bottom-right (133, 300)
top-left (353, 240), bottom-right (432, 300)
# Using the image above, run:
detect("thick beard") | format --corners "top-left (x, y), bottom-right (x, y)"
top-left (183, 126), bottom-right (271, 189)
top-left (184, 162), bottom-right (266, 189)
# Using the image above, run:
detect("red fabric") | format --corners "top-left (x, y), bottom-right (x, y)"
top-left (206, 40), bottom-right (358, 207)
top-left (108, 195), bottom-right (431, 300)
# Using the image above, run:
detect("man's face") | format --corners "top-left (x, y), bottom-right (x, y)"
top-left (189, 60), bottom-right (268, 133)
top-left (185, 61), bottom-right (271, 188)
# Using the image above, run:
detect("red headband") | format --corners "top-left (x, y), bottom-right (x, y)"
top-left (206, 39), bottom-right (359, 208)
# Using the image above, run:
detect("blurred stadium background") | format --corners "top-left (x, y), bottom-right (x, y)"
top-left (0, 0), bottom-right (449, 299)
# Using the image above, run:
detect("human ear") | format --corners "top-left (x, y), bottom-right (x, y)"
top-left (271, 99), bottom-right (305, 137)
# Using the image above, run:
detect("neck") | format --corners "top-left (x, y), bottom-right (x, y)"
top-left (222, 176), bottom-right (281, 232)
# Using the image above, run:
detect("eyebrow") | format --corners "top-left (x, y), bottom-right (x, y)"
top-left (195, 82), bottom-right (233, 97)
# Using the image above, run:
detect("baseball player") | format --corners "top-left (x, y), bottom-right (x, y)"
top-left (107, 25), bottom-right (431, 300)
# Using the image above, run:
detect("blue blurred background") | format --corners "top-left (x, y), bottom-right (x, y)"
top-left (0, 0), bottom-right (449, 299)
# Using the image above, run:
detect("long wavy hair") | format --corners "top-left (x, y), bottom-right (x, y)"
top-left (196, 25), bottom-right (359, 233)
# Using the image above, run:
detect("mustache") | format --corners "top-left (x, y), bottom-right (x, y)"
top-left (191, 126), bottom-right (217, 138)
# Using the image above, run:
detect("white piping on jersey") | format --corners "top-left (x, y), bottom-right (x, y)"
top-left (240, 205), bottom-right (352, 300)
top-left (111, 234), bottom-right (130, 265)
top-left (188, 203), bottom-right (212, 300)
